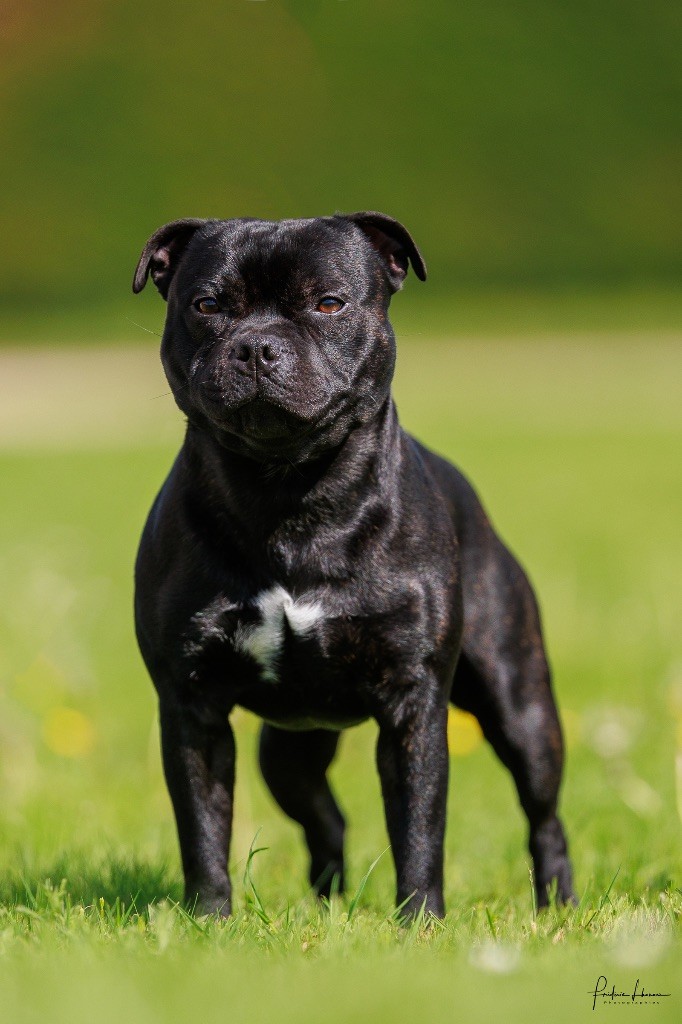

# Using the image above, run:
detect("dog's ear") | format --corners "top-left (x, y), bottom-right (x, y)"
top-left (342, 211), bottom-right (427, 291)
top-left (132, 219), bottom-right (207, 298)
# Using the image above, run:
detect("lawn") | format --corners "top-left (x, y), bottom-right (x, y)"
top-left (0, 332), bottom-right (679, 1021)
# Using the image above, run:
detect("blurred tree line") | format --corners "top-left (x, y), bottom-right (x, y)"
top-left (0, 0), bottom-right (679, 330)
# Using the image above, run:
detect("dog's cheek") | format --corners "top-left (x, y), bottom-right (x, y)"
top-left (356, 319), bottom-right (396, 390)
top-left (161, 317), bottom-right (202, 396)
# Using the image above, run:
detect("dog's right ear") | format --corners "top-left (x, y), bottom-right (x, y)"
top-left (132, 219), bottom-right (207, 298)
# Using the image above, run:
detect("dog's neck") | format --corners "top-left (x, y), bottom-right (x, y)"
top-left (180, 398), bottom-right (403, 581)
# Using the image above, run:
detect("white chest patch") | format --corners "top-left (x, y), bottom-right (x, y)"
top-left (232, 585), bottom-right (324, 683)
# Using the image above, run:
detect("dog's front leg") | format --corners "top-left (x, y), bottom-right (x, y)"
top-left (159, 697), bottom-right (235, 916)
top-left (375, 691), bottom-right (449, 919)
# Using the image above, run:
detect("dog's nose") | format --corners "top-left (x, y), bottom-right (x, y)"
top-left (230, 337), bottom-right (282, 372)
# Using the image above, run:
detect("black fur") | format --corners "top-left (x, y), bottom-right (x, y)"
top-left (133, 212), bottom-right (574, 917)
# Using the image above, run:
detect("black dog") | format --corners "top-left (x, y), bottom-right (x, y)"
top-left (132, 212), bottom-right (574, 917)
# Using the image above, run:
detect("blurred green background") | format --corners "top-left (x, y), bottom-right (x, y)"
top-left (0, 1), bottom-right (680, 1019)
top-left (0, 0), bottom-right (680, 337)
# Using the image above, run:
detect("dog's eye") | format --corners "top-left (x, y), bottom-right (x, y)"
top-left (316, 297), bottom-right (344, 314)
top-left (194, 297), bottom-right (221, 315)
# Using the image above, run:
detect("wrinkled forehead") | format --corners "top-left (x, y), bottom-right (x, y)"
top-left (175, 218), bottom-right (375, 298)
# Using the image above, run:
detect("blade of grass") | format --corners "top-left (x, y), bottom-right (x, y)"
top-left (582, 866), bottom-right (621, 930)
top-left (346, 848), bottom-right (390, 922)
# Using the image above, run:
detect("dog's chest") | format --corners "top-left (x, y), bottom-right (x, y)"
top-left (230, 585), bottom-right (324, 683)
top-left (187, 579), bottom-right (434, 727)
top-left (189, 584), bottom-right (327, 687)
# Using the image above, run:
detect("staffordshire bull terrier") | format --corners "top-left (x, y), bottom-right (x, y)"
top-left (132, 212), bottom-right (574, 917)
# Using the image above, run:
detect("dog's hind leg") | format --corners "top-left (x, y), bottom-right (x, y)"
top-left (258, 725), bottom-right (345, 898)
top-left (452, 545), bottom-right (575, 907)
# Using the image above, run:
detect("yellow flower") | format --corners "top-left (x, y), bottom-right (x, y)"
top-left (42, 707), bottom-right (96, 758)
top-left (447, 708), bottom-right (483, 756)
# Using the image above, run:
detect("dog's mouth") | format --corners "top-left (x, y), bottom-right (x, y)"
top-left (229, 398), bottom-right (305, 441)
top-left (196, 374), bottom-right (332, 432)
top-left (186, 367), bottom-right (359, 461)
top-left (196, 388), bottom-right (321, 452)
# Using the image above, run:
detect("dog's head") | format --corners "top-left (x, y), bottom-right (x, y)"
top-left (133, 213), bottom-right (425, 462)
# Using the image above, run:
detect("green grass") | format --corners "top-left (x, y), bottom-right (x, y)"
top-left (0, 334), bottom-right (680, 1019)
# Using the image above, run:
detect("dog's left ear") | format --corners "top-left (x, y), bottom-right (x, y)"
top-left (132, 218), bottom-right (207, 299)
top-left (342, 211), bottom-right (427, 291)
